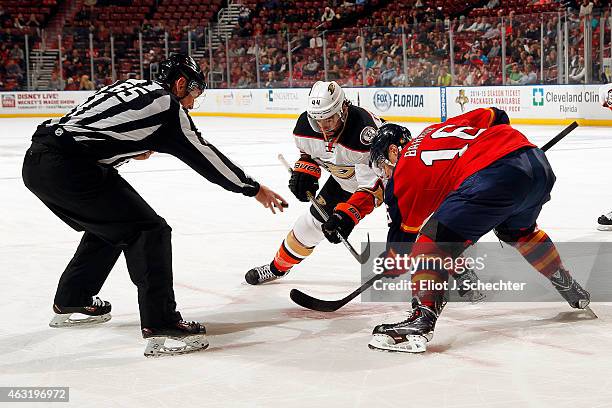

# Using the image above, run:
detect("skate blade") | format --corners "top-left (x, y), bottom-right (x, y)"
top-left (597, 225), bottom-right (612, 231)
top-left (582, 305), bottom-right (598, 319)
top-left (368, 334), bottom-right (428, 353)
top-left (144, 334), bottom-right (209, 357)
top-left (49, 313), bottom-right (112, 328)
top-left (464, 290), bottom-right (486, 304)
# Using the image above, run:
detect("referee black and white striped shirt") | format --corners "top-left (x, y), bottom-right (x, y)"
top-left (33, 79), bottom-right (260, 196)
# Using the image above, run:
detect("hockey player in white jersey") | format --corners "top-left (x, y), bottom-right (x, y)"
top-left (246, 81), bottom-right (385, 284)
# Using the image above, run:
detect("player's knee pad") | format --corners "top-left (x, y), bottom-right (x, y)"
top-left (494, 223), bottom-right (536, 244)
top-left (292, 211), bottom-right (325, 248)
top-left (419, 218), bottom-right (471, 258)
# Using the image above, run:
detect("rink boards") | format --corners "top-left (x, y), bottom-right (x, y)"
top-left (0, 84), bottom-right (610, 126)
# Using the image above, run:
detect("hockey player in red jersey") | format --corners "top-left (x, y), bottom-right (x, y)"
top-left (367, 108), bottom-right (592, 353)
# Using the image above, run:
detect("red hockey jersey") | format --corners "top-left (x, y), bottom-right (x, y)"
top-left (387, 108), bottom-right (536, 234)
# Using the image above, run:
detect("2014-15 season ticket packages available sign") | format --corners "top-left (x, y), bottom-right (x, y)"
top-left (360, 242), bottom-right (612, 303)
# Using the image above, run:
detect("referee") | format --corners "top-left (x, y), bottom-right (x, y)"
top-left (22, 54), bottom-right (286, 346)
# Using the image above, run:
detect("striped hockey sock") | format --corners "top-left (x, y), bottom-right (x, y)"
top-left (272, 230), bottom-right (314, 274)
top-left (511, 228), bottom-right (562, 278)
top-left (410, 236), bottom-right (450, 308)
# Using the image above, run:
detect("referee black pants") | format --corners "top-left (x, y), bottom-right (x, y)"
top-left (22, 143), bottom-right (181, 328)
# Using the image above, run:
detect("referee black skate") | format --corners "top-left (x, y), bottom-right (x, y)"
top-left (22, 53), bottom-right (287, 357)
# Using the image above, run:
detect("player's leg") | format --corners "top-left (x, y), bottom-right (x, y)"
top-left (493, 149), bottom-right (590, 309)
top-left (370, 148), bottom-right (540, 353)
top-left (370, 233), bottom-right (450, 353)
top-left (246, 177), bottom-right (351, 284)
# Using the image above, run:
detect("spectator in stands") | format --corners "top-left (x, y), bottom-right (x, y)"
top-left (321, 7), bottom-right (336, 23)
top-left (466, 17), bottom-right (483, 32)
top-left (365, 68), bottom-right (376, 86)
top-left (483, 22), bottom-right (502, 39)
top-left (303, 58), bottom-right (320, 76)
top-left (379, 59), bottom-right (397, 86)
top-left (260, 56), bottom-right (271, 73)
top-left (437, 66), bottom-right (452, 86)
top-left (153, 21), bottom-right (165, 34)
top-left (141, 19), bottom-right (153, 34)
top-left (79, 74), bottom-right (95, 90)
top-left (0, 43), bottom-right (10, 63)
top-left (579, 0), bottom-right (593, 17)
top-left (488, 39), bottom-right (501, 59)
top-left (238, 6), bottom-right (251, 26)
top-left (95, 64), bottom-right (109, 87)
top-left (13, 14), bottom-right (26, 30)
top-left (508, 64), bottom-right (525, 84)
top-left (10, 44), bottom-right (24, 63)
top-left (273, 56), bottom-right (289, 76)
top-left (477, 49), bottom-right (489, 65)
top-left (486, 0), bottom-right (500, 8)
top-left (6, 59), bottom-right (23, 81)
top-left (433, 40), bottom-right (447, 58)
top-left (27, 14), bottom-right (39, 28)
top-left (264, 71), bottom-right (277, 87)
top-left (569, 56), bottom-right (586, 83)
top-left (49, 72), bottom-right (65, 91)
top-left (456, 16), bottom-right (468, 32)
top-left (65, 77), bottom-right (78, 91)
top-left (522, 63), bottom-right (538, 84)
top-left (309, 30), bottom-right (323, 48)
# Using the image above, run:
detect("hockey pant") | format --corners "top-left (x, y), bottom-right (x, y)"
top-left (22, 142), bottom-right (182, 328)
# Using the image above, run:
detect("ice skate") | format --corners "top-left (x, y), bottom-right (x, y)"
top-left (142, 320), bottom-right (208, 357)
top-left (597, 211), bottom-right (612, 231)
top-left (369, 297), bottom-right (443, 353)
top-left (245, 263), bottom-right (288, 285)
top-left (549, 267), bottom-right (596, 317)
top-left (454, 268), bottom-right (486, 303)
top-left (49, 296), bottom-right (112, 328)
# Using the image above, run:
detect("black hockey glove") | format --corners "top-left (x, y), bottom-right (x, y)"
top-left (322, 203), bottom-right (361, 244)
top-left (288, 157), bottom-right (321, 202)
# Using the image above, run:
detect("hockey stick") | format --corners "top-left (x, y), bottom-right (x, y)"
top-left (289, 121), bottom-right (579, 312)
top-left (278, 154), bottom-right (371, 264)
top-left (540, 121), bottom-right (578, 152)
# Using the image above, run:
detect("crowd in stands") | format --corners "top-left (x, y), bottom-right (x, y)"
top-left (0, 0), bottom-right (610, 91)
top-left (0, 1), bottom-right (51, 91)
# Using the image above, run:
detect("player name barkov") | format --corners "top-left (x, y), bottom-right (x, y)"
top-left (372, 279), bottom-right (527, 292)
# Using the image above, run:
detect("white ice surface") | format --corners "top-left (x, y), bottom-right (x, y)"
top-left (1, 117), bottom-right (611, 408)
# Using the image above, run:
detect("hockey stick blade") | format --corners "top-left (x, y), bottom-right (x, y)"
top-left (290, 273), bottom-right (382, 312)
top-left (289, 122), bottom-right (580, 313)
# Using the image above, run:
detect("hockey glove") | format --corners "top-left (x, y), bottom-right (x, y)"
top-left (288, 157), bottom-right (321, 202)
top-left (322, 203), bottom-right (361, 244)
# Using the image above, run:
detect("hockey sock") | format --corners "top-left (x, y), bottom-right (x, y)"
top-left (410, 235), bottom-right (450, 308)
top-left (272, 230), bottom-right (315, 275)
top-left (511, 228), bottom-right (562, 278)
